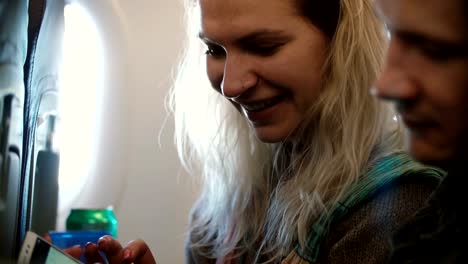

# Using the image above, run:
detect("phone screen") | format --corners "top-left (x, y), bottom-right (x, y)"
top-left (30, 238), bottom-right (80, 264)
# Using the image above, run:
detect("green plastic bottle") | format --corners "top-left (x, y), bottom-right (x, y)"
top-left (66, 207), bottom-right (118, 238)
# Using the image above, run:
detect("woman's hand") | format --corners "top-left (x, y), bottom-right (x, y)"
top-left (84, 235), bottom-right (157, 264)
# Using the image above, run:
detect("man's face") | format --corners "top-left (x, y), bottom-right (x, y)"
top-left (374, 0), bottom-right (468, 167)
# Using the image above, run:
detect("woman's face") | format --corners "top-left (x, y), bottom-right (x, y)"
top-left (375, 0), bottom-right (468, 166)
top-left (198, 0), bottom-right (330, 143)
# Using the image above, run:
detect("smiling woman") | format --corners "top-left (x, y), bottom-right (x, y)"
top-left (199, 0), bottom-right (329, 142)
top-left (79, 0), bottom-right (445, 263)
top-left (170, 0), bottom-right (444, 263)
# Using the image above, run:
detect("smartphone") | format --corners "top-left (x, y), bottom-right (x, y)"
top-left (17, 231), bottom-right (82, 264)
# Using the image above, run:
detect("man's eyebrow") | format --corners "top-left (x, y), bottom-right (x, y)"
top-left (394, 28), bottom-right (466, 47)
top-left (391, 28), bottom-right (468, 58)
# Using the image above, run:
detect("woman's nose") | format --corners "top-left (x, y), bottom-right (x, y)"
top-left (221, 54), bottom-right (258, 99)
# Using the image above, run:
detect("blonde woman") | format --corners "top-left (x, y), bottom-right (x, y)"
top-left (78, 0), bottom-right (444, 263)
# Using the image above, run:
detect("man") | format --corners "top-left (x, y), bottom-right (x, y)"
top-left (373, 0), bottom-right (468, 262)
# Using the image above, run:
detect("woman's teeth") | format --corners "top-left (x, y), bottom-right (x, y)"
top-left (242, 96), bottom-right (283, 112)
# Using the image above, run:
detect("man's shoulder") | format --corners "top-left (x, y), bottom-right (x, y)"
top-left (389, 174), bottom-right (468, 264)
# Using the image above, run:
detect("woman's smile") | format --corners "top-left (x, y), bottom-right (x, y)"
top-left (238, 94), bottom-right (287, 125)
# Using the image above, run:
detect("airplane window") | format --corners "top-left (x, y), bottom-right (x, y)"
top-left (57, 3), bottom-right (105, 213)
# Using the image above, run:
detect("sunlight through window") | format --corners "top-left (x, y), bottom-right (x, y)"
top-left (58, 3), bottom-right (104, 212)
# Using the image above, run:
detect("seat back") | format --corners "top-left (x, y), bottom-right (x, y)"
top-left (0, 0), bottom-right (64, 259)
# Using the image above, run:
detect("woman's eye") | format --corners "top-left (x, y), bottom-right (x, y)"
top-left (247, 44), bottom-right (283, 56)
top-left (205, 45), bottom-right (225, 58)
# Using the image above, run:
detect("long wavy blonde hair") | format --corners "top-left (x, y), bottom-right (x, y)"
top-left (169, 0), bottom-right (401, 262)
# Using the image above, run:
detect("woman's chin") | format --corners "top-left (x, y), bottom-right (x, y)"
top-left (253, 126), bottom-right (296, 143)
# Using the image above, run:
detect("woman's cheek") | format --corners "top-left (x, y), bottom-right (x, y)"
top-left (206, 59), bottom-right (225, 93)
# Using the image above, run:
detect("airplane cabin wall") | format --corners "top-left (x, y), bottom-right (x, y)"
top-left (115, 1), bottom-right (198, 263)
top-left (59, 0), bottom-right (198, 263)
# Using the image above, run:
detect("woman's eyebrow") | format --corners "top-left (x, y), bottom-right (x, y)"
top-left (235, 29), bottom-right (290, 43)
top-left (198, 29), bottom-right (290, 45)
top-left (198, 32), bottom-right (215, 44)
